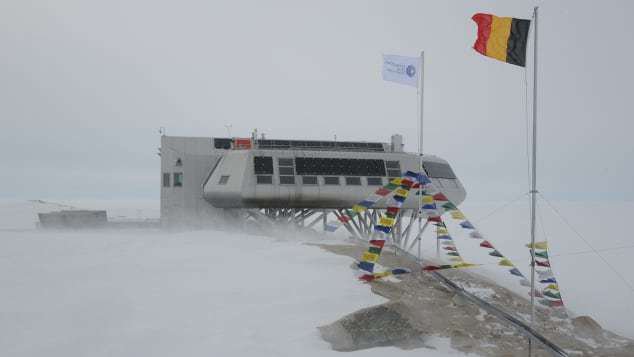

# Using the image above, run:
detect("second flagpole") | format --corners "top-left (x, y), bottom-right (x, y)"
top-left (417, 51), bottom-right (428, 261)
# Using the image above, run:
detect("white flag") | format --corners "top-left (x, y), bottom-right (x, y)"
top-left (381, 54), bottom-right (420, 87)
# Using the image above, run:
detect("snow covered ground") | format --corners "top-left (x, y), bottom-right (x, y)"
top-left (0, 200), bottom-right (472, 357)
top-left (1, 198), bottom-right (633, 356)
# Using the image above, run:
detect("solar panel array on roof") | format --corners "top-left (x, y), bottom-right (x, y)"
top-left (256, 139), bottom-right (385, 152)
top-left (295, 158), bottom-right (386, 176)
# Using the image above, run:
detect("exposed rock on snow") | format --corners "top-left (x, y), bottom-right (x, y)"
top-left (571, 316), bottom-right (602, 338)
top-left (316, 243), bottom-right (634, 356)
top-left (319, 302), bottom-right (425, 351)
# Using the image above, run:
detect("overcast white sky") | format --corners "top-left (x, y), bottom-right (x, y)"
top-left (1, 0), bottom-right (633, 202)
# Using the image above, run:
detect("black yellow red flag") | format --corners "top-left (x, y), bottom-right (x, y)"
top-left (472, 13), bottom-right (531, 67)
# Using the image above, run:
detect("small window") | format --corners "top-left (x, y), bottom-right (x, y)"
top-left (387, 169), bottom-right (401, 178)
top-left (218, 175), bottom-right (230, 185)
top-left (173, 172), bottom-right (183, 187)
top-left (422, 161), bottom-right (457, 179)
top-left (324, 177), bottom-right (340, 185)
top-left (367, 177), bottom-right (383, 186)
top-left (279, 176), bottom-right (295, 185)
top-left (257, 175), bottom-right (273, 184)
top-left (279, 167), bottom-right (295, 175)
top-left (278, 158), bottom-right (294, 166)
top-left (386, 160), bottom-right (400, 169)
top-left (175, 158), bottom-right (182, 167)
top-left (302, 176), bottom-right (318, 185)
top-left (254, 156), bottom-right (274, 175)
top-left (163, 173), bottom-right (171, 187)
top-left (345, 177), bottom-right (361, 186)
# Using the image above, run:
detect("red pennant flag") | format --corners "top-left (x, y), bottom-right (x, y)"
top-left (369, 239), bottom-right (386, 248)
top-left (480, 240), bottom-right (494, 249)
top-left (536, 260), bottom-right (551, 268)
top-left (428, 216), bottom-right (442, 223)
top-left (422, 265), bottom-right (441, 271)
top-left (359, 274), bottom-right (376, 282)
top-left (433, 193), bottom-right (448, 201)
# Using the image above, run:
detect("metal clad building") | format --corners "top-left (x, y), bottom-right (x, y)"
top-left (160, 134), bottom-right (466, 228)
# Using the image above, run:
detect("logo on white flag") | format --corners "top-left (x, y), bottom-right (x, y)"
top-left (382, 54), bottom-right (420, 87)
top-left (406, 65), bottom-right (416, 77)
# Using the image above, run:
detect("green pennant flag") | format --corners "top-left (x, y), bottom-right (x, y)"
top-left (535, 250), bottom-right (548, 259)
top-left (543, 290), bottom-right (561, 300)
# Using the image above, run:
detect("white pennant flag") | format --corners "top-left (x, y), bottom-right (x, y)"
top-left (381, 54), bottom-right (420, 87)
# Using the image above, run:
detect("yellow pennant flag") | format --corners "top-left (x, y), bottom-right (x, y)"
top-left (545, 284), bottom-right (559, 291)
top-left (352, 205), bottom-right (365, 213)
top-left (379, 216), bottom-right (396, 227)
top-left (372, 271), bottom-right (391, 279)
top-left (525, 241), bottom-right (548, 250)
top-left (422, 195), bottom-right (434, 204)
top-left (437, 228), bottom-right (449, 235)
top-left (451, 211), bottom-right (466, 220)
top-left (454, 262), bottom-right (478, 269)
top-left (498, 258), bottom-right (514, 267)
top-left (362, 252), bottom-right (379, 263)
top-left (390, 178), bottom-right (402, 185)
top-left (395, 188), bottom-right (408, 196)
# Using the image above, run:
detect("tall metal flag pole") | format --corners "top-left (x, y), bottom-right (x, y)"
top-left (417, 51), bottom-right (426, 262)
top-left (529, 6), bottom-right (539, 356)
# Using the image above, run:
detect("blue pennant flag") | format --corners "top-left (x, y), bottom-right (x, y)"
top-left (540, 277), bottom-right (557, 284)
top-left (374, 225), bottom-right (392, 234)
top-left (391, 268), bottom-right (410, 275)
top-left (417, 173), bottom-right (431, 185)
top-left (460, 221), bottom-right (475, 229)
top-left (358, 261), bottom-right (374, 273)
top-left (404, 171), bottom-right (419, 179)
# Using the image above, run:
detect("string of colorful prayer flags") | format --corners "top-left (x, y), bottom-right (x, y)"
top-left (356, 172), bottom-right (418, 282)
top-left (324, 177), bottom-right (404, 232)
top-left (526, 241), bottom-right (564, 308)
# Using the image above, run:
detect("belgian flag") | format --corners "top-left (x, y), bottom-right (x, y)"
top-left (472, 13), bottom-right (531, 67)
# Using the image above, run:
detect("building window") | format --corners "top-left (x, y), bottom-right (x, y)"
top-left (324, 176), bottom-right (340, 185)
top-left (422, 161), bottom-right (457, 179)
top-left (367, 177), bottom-right (383, 186)
top-left (386, 160), bottom-right (400, 169)
top-left (387, 169), bottom-right (401, 178)
top-left (173, 172), bottom-right (183, 187)
top-left (345, 177), bottom-right (361, 186)
top-left (163, 173), bottom-right (171, 187)
top-left (218, 175), bottom-right (230, 185)
top-left (254, 156), bottom-right (274, 175)
top-left (278, 158), bottom-right (294, 166)
top-left (256, 175), bottom-right (273, 184)
top-left (279, 167), bottom-right (295, 175)
top-left (386, 160), bottom-right (401, 178)
top-left (175, 158), bottom-right (182, 167)
top-left (279, 176), bottom-right (295, 185)
top-left (302, 176), bottom-right (318, 185)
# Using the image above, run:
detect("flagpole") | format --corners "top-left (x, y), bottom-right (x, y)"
top-left (529, 6), bottom-right (539, 357)
top-left (417, 51), bottom-right (426, 262)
